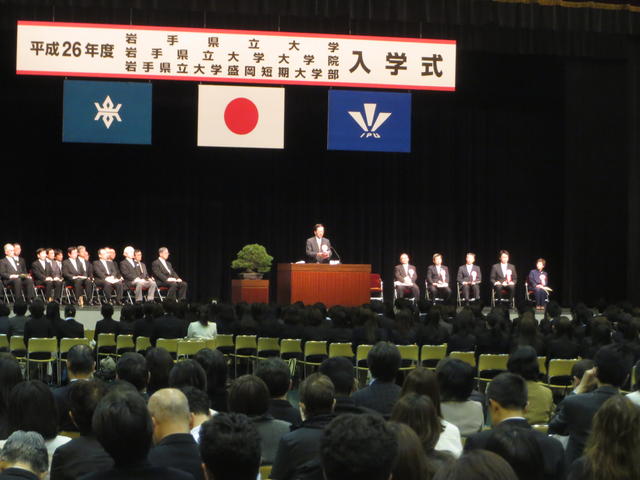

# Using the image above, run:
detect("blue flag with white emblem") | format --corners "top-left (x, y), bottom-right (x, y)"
top-left (63, 80), bottom-right (152, 145)
top-left (327, 90), bottom-right (411, 153)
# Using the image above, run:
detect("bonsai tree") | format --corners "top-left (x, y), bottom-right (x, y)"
top-left (231, 244), bottom-right (273, 279)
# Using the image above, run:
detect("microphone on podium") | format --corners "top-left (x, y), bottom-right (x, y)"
top-left (330, 246), bottom-right (342, 262)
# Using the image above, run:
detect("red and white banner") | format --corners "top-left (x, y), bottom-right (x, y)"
top-left (197, 85), bottom-right (284, 149)
top-left (16, 21), bottom-right (456, 91)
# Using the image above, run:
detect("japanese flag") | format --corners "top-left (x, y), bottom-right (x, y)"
top-left (197, 85), bottom-right (284, 149)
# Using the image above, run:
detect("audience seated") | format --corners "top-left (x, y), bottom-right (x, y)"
top-left (510, 312), bottom-right (546, 355)
top-left (199, 413), bottom-right (261, 480)
top-left (320, 414), bottom-right (397, 480)
top-left (116, 352), bottom-right (149, 397)
top-left (7, 301), bottom-right (28, 337)
top-left (181, 386), bottom-right (211, 443)
top-left (94, 304), bottom-right (120, 342)
top-left (580, 318), bottom-right (612, 359)
top-left (187, 307), bottom-right (217, 339)
top-left (507, 346), bottom-right (554, 425)
top-left (483, 423), bottom-right (545, 480)
top-left (569, 358), bottom-right (595, 394)
top-left (147, 388), bottom-right (204, 480)
top-left (145, 347), bottom-right (174, 396)
top-left (271, 373), bottom-right (336, 480)
top-left (228, 375), bottom-right (291, 465)
top-left (0, 431), bottom-right (49, 480)
top-left (432, 450), bottom-right (518, 480)
top-left (118, 305), bottom-right (136, 336)
top-left (133, 303), bottom-right (158, 341)
top-left (0, 303), bottom-right (10, 335)
top-left (194, 348), bottom-right (229, 412)
top-left (351, 308), bottom-right (388, 348)
top-left (465, 373), bottom-right (565, 480)
top-left (567, 395), bottom-right (640, 480)
top-left (446, 310), bottom-right (476, 353)
top-left (255, 357), bottom-right (301, 424)
top-left (351, 342), bottom-right (401, 417)
top-left (0, 356), bottom-right (22, 440)
top-left (53, 344), bottom-right (95, 432)
top-left (388, 421), bottom-right (448, 480)
top-left (168, 359), bottom-right (207, 392)
top-left (545, 317), bottom-right (581, 361)
top-left (151, 300), bottom-right (186, 345)
top-left (390, 309), bottom-right (418, 346)
top-left (57, 305), bottom-right (84, 340)
top-left (476, 309), bottom-right (511, 356)
top-left (416, 306), bottom-right (450, 346)
top-left (24, 301), bottom-right (54, 346)
top-left (50, 379), bottom-right (113, 480)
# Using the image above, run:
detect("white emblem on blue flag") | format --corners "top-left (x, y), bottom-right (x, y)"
top-left (94, 95), bottom-right (122, 129)
top-left (348, 103), bottom-right (392, 138)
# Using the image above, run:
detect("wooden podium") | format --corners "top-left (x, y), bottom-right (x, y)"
top-left (277, 263), bottom-right (371, 306)
top-left (231, 279), bottom-right (270, 304)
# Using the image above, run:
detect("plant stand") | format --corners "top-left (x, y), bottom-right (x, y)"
top-left (231, 279), bottom-right (269, 304)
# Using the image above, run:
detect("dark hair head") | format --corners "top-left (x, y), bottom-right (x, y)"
top-left (199, 413), bottom-right (261, 480)
top-left (401, 367), bottom-right (442, 416)
top-left (313, 224), bottom-right (324, 232)
top-left (390, 394), bottom-right (442, 453)
top-left (0, 356), bottom-right (22, 417)
top-left (145, 347), bottom-right (174, 394)
top-left (299, 373), bottom-right (335, 417)
top-left (28, 301), bottom-right (45, 319)
top-left (594, 344), bottom-right (632, 387)
top-left (487, 373), bottom-right (528, 410)
top-left (12, 300), bottom-right (27, 316)
top-left (8, 380), bottom-right (58, 440)
top-left (436, 358), bottom-right (475, 402)
top-left (168, 359), bottom-right (207, 391)
top-left (228, 375), bottom-right (270, 416)
top-left (321, 414), bottom-right (397, 480)
top-left (368, 342), bottom-right (401, 382)
top-left (485, 424), bottom-right (544, 480)
top-left (63, 304), bottom-right (76, 318)
top-left (68, 379), bottom-right (108, 435)
top-left (67, 344), bottom-right (94, 375)
top-left (116, 352), bottom-right (149, 392)
top-left (93, 388), bottom-right (153, 466)
top-left (45, 302), bottom-right (60, 322)
top-left (194, 348), bottom-right (228, 392)
top-left (255, 357), bottom-right (291, 398)
top-left (120, 305), bottom-right (135, 324)
top-left (387, 422), bottom-right (431, 480)
top-left (507, 346), bottom-right (540, 381)
top-left (319, 357), bottom-right (355, 397)
top-left (432, 450), bottom-right (517, 480)
top-left (100, 303), bottom-right (114, 319)
top-left (181, 386), bottom-right (211, 415)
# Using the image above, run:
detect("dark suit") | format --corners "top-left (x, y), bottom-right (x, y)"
top-left (548, 386), bottom-right (619, 466)
top-left (0, 257), bottom-right (35, 301)
top-left (79, 461), bottom-right (193, 480)
top-left (7, 315), bottom-right (27, 337)
top-left (528, 269), bottom-right (550, 306)
top-left (490, 263), bottom-right (517, 303)
top-left (31, 259), bottom-right (63, 300)
top-left (268, 398), bottom-right (302, 426)
top-left (92, 260), bottom-right (124, 303)
top-left (393, 264), bottom-right (419, 299)
top-left (426, 265), bottom-right (451, 302)
top-left (151, 259), bottom-right (187, 300)
top-left (0, 468), bottom-right (39, 480)
top-left (23, 316), bottom-right (55, 345)
top-left (148, 433), bottom-right (203, 480)
top-left (456, 264), bottom-right (482, 303)
top-left (351, 380), bottom-right (401, 417)
top-left (119, 259), bottom-right (157, 302)
top-left (305, 236), bottom-right (332, 263)
top-left (0, 316), bottom-right (8, 336)
top-left (52, 381), bottom-right (79, 432)
top-left (151, 314), bottom-right (187, 346)
top-left (465, 418), bottom-right (565, 480)
top-left (51, 434), bottom-right (114, 480)
top-left (62, 258), bottom-right (93, 303)
top-left (57, 317), bottom-right (85, 340)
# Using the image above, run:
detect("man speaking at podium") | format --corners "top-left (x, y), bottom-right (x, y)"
top-left (305, 224), bottom-right (333, 263)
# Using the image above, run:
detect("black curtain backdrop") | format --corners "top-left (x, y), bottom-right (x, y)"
top-left (2, 1), bottom-right (639, 305)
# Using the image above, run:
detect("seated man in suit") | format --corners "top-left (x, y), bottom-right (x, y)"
top-left (32, 247), bottom-right (63, 301)
top-left (0, 243), bottom-right (35, 302)
top-left (351, 342), bottom-right (401, 417)
top-left (120, 247), bottom-right (157, 303)
top-left (305, 223), bottom-right (332, 263)
top-left (77, 245), bottom-right (94, 279)
top-left (255, 357), bottom-right (302, 425)
top-left (393, 253), bottom-right (419, 300)
top-left (549, 344), bottom-right (631, 466)
top-left (490, 250), bottom-right (517, 306)
top-left (465, 373), bottom-right (565, 480)
top-left (0, 431), bottom-right (50, 480)
top-left (47, 248), bottom-right (64, 281)
top-left (58, 304), bottom-right (85, 340)
top-left (426, 253), bottom-right (451, 303)
top-left (152, 247), bottom-right (188, 301)
top-left (62, 246), bottom-right (92, 306)
top-left (12, 243), bottom-right (29, 277)
top-left (456, 252), bottom-right (482, 305)
top-left (92, 248), bottom-right (124, 305)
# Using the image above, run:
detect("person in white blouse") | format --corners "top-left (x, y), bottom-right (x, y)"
top-left (187, 308), bottom-right (217, 339)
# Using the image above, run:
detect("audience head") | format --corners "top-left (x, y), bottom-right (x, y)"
top-left (255, 357), bottom-right (291, 398)
top-left (145, 347), bottom-right (174, 394)
top-left (199, 413), bottom-right (261, 480)
top-left (67, 344), bottom-right (94, 378)
top-left (433, 450), bottom-right (518, 480)
top-left (507, 346), bottom-right (540, 381)
top-left (228, 375), bottom-right (270, 417)
top-left (148, 388), bottom-right (191, 443)
top-left (0, 431), bottom-right (48, 479)
top-left (594, 344), bottom-right (632, 387)
top-left (0, 356), bottom-right (22, 417)
top-left (485, 424), bottom-right (544, 480)
top-left (28, 300), bottom-right (45, 319)
top-left (486, 373), bottom-right (528, 425)
top-left (321, 414), bottom-right (397, 480)
top-left (64, 304), bottom-right (76, 318)
top-left (319, 357), bottom-right (356, 397)
top-left (13, 300), bottom-right (27, 316)
top-left (8, 380), bottom-right (58, 441)
top-left (181, 385), bottom-right (211, 422)
top-left (68, 379), bottom-right (108, 436)
top-left (368, 342), bottom-right (401, 382)
top-left (571, 358), bottom-right (595, 389)
top-left (168, 359), bottom-right (207, 391)
top-left (93, 388), bottom-right (153, 467)
top-left (386, 422), bottom-right (431, 480)
top-left (299, 373), bottom-right (335, 420)
top-left (401, 367), bottom-right (442, 416)
top-left (194, 348), bottom-right (227, 393)
top-left (436, 358), bottom-right (475, 402)
top-left (116, 352), bottom-right (149, 392)
top-left (390, 393), bottom-right (442, 453)
top-left (100, 303), bottom-right (114, 319)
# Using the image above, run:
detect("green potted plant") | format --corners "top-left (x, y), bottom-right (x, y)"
top-left (231, 244), bottom-right (273, 280)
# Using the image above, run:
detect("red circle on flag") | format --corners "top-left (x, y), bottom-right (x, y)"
top-left (224, 97), bottom-right (259, 135)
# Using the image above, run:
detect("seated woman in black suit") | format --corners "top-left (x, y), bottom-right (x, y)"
top-left (447, 310), bottom-right (477, 354)
top-left (351, 307), bottom-right (387, 348)
top-left (389, 309), bottom-right (418, 346)
top-left (545, 316), bottom-right (580, 362)
top-left (326, 306), bottom-right (352, 344)
top-left (417, 307), bottom-right (450, 347)
top-left (476, 309), bottom-right (511, 358)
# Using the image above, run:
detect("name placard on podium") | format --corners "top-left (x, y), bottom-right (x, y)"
top-left (277, 263), bottom-right (371, 307)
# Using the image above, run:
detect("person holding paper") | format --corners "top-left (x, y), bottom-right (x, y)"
top-left (305, 224), bottom-right (333, 263)
top-left (426, 253), bottom-right (451, 302)
top-left (456, 252), bottom-right (482, 305)
top-left (92, 247), bottom-right (124, 305)
top-left (528, 258), bottom-right (551, 310)
top-left (490, 250), bottom-right (517, 306)
top-left (393, 253), bottom-right (419, 299)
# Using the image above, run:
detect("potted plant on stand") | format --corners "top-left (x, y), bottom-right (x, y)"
top-left (230, 244), bottom-right (273, 304)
